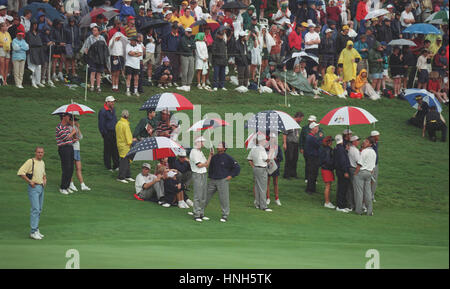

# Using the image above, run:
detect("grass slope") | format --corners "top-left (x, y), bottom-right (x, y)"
top-left (0, 82), bottom-right (448, 269)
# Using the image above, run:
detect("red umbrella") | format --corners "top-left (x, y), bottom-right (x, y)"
top-left (51, 103), bottom-right (95, 115)
top-left (140, 93), bottom-right (194, 112)
top-left (319, 106), bottom-right (377, 126)
top-left (188, 118), bottom-right (229, 131)
top-left (79, 7), bottom-right (119, 28)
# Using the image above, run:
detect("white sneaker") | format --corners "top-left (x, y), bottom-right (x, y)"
top-left (173, 82), bottom-right (179, 87)
top-left (125, 177), bottom-right (135, 182)
top-left (168, 82), bottom-right (173, 87)
top-left (184, 86), bottom-right (191, 92)
top-left (37, 83), bottom-right (45, 88)
top-left (117, 179), bottom-right (129, 184)
top-left (69, 182), bottom-right (78, 192)
top-left (60, 189), bottom-right (69, 195)
top-left (254, 199), bottom-right (258, 208)
top-left (266, 198), bottom-right (270, 205)
top-left (48, 80), bottom-right (55, 87)
top-left (220, 217), bottom-right (227, 223)
top-left (32, 82), bottom-right (39, 88)
top-left (263, 208), bottom-right (273, 212)
top-left (81, 183), bottom-right (91, 191)
top-left (36, 230), bottom-right (44, 238)
top-left (336, 207), bottom-right (349, 213)
top-left (162, 203), bottom-right (171, 208)
top-left (67, 188), bottom-right (74, 194)
top-left (324, 202), bottom-right (336, 209)
top-left (305, 179), bottom-right (308, 183)
top-left (213, 87), bottom-right (218, 91)
top-left (16, 85), bottom-right (24, 89)
top-left (126, 91), bottom-right (131, 96)
top-left (202, 216), bottom-right (210, 221)
top-left (186, 199), bottom-right (194, 207)
top-left (221, 87), bottom-right (227, 91)
top-left (197, 84), bottom-right (203, 89)
top-left (52, 74), bottom-right (59, 82)
top-left (275, 199), bottom-right (281, 206)
top-left (58, 72), bottom-right (65, 81)
top-left (300, 91), bottom-right (304, 96)
top-left (195, 217), bottom-right (203, 222)
top-left (187, 211), bottom-right (194, 216)
top-left (30, 232), bottom-right (42, 240)
top-left (176, 85), bottom-right (184, 90)
top-left (134, 91), bottom-right (140, 97)
top-left (178, 201), bottom-right (186, 208)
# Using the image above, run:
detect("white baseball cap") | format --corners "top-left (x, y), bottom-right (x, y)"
top-left (335, 134), bottom-right (343, 144)
top-left (308, 115), bottom-right (317, 122)
top-left (371, 130), bottom-right (380, 136)
top-left (142, 163), bottom-right (151, 170)
top-left (239, 30), bottom-right (249, 37)
top-left (178, 150), bottom-right (187, 157)
top-left (185, 27), bottom-right (192, 32)
top-left (342, 128), bottom-right (352, 134)
top-left (194, 136), bottom-right (207, 143)
top-left (167, 170), bottom-right (177, 178)
top-left (105, 96), bottom-right (116, 102)
top-left (309, 122), bottom-right (319, 129)
top-left (387, 4), bottom-right (394, 8)
top-left (325, 28), bottom-right (333, 34)
top-left (350, 135), bottom-right (360, 142)
top-left (0, 5), bottom-right (7, 10)
top-left (90, 23), bottom-right (98, 29)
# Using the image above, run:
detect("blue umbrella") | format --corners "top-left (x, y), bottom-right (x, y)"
top-left (404, 89), bottom-right (442, 113)
top-left (402, 23), bottom-right (442, 35)
top-left (19, 2), bottom-right (63, 21)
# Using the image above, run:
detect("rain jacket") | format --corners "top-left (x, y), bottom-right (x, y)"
top-left (115, 117), bottom-right (133, 158)
top-left (321, 66), bottom-right (345, 96)
top-left (338, 41), bottom-right (361, 82)
top-left (355, 69), bottom-right (368, 94)
top-left (356, 1), bottom-right (368, 22)
top-left (368, 42), bottom-right (384, 74)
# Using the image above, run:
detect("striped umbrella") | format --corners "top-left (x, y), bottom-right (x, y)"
top-left (126, 137), bottom-right (185, 161)
top-left (188, 118), bottom-right (229, 131)
top-left (404, 89), bottom-right (442, 113)
top-left (51, 103), bottom-right (95, 115)
top-left (246, 110), bottom-right (300, 133)
top-left (319, 106), bottom-right (377, 126)
top-left (139, 92), bottom-right (194, 112)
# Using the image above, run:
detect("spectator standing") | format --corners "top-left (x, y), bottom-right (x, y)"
top-left (98, 96), bottom-right (120, 172)
top-left (282, 112), bottom-right (303, 180)
top-left (368, 41), bottom-right (385, 94)
top-left (68, 116), bottom-right (91, 192)
top-left (211, 29), bottom-right (227, 91)
top-left (109, 31), bottom-right (127, 92)
top-left (82, 24), bottom-right (108, 93)
top-left (64, 17), bottom-right (81, 77)
top-left (116, 109), bottom-right (135, 184)
top-left (369, 130), bottom-right (380, 202)
top-left (235, 31), bottom-right (250, 88)
top-left (17, 147), bottom-right (47, 240)
top-left (338, 40), bottom-right (361, 92)
top-left (266, 135), bottom-right (283, 206)
top-left (125, 36), bottom-right (143, 96)
top-left (177, 27), bottom-right (195, 92)
top-left (0, 21), bottom-right (11, 86)
top-left (353, 137), bottom-right (377, 216)
top-left (319, 136), bottom-right (335, 209)
top-left (194, 32), bottom-right (209, 90)
top-left (50, 19), bottom-right (66, 83)
top-left (333, 134), bottom-right (351, 213)
top-left (190, 136), bottom-right (213, 222)
top-left (304, 122), bottom-right (324, 194)
top-left (11, 31), bottom-right (28, 88)
top-left (347, 135), bottom-right (361, 211)
top-left (206, 142), bottom-right (241, 222)
top-left (55, 113), bottom-right (76, 195)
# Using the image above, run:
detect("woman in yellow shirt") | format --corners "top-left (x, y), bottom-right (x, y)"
top-left (0, 22), bottom-right (12, 86)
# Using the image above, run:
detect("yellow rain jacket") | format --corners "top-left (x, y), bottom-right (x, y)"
top-left (321, 66), bottom-right (345, 96)
top-left (338, 40), bottom-right (361, 82)
top-left (115, 117), bottom-right (133, 158)
top-left (355, 69), bottom-right (368, 94)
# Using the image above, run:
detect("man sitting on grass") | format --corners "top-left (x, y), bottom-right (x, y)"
top-left (134, 163), bottom-right (164, 202)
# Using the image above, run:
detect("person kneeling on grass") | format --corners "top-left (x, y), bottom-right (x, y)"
top-left (162, 169), bottom-right (190, 208)
top-left (153, 56), bottom-right (173, 89)
top-left (134, 163), bottom-right (164, 202)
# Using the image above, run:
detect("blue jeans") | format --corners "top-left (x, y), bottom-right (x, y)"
top-left (28, 184), bottom-right (44, 234)
top-left (213, 65), bottom-right (225, 89)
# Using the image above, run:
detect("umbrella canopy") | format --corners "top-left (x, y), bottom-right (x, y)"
top-left (140, 93), bottom-right (194, 112)
top-left (319, 106), bottom-right (378, 126)
top-left (126, 137), bottom-right (185, 161)
top-left (188, 119), bottom-right (229, 132)
top-left (283, 52), bottom-right (319, 70)
top-left (141, 19), bottom-right (171, 32)
top-left (388, 39), bottom-right (417, 46)
top-left (425, 10), bottom-right (449, 25)
top-left (402, 23), bottom-right (442, 35)
top-left (79, 7), bottom-right (120, 28)
top-left (52, 103), bottom-right (95, 115)
top-left (404, 89), bottom-right (443, 113)
top-left (245, 131), bottom-right (267, 149)
top-left (19, 2), bottom-right (63, 21)
top-left (191, 19), bottom-right (220, 31)
top-left (222, 1), bottom-right (248, 10)
top-left (246, 110), bottom-right (301, 133)
top-left (364, 9), bottom-right (389, 20)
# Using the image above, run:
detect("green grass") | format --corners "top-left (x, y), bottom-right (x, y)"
top-left (0, 80), bottom-right (448, 269)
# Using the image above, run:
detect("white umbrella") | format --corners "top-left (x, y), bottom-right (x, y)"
top-left (364, 9), bottom-right (389, 20)
top-left (319, 106), bottom-right (378, 126)
top-left (388, 39), bottom-right (417, 47)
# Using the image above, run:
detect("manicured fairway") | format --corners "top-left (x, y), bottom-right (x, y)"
top-left (0, 83), bottom-right (448, 268)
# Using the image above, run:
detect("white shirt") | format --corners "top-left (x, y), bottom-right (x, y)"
top-left (125, 43), bottom-right (143, 69)
top-left (135, 173), bottom-right (157, 194)
top-left (304, 31), bottom-right (320, 50)
top-left (400, 11), bottom-right (415, 27)
top-left (109, 39), bottom-right (124, 56)
top-left (358, 147), bottom-right (377, 172)
top-left (192, 6), bottom-right (203, 21)
top-left (146, 37), bottom-right (155, 53)
top-left (247, 145), bottom-right (268, 168)
top-left (21, 16), bottom-right (31, 33)
top-left (151, 0), bottom-right (164, 13)
top-left (273, 9), bottom-right (291, 25)
top-left (348, 145), bottom-right (361, 168)
top-left (189, 148), bottom-right (207, 174)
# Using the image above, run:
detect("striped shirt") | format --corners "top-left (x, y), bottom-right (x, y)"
top-left (56, 122), bottom-right (74, 146)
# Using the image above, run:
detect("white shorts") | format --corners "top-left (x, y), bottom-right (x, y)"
top-left (0, 48), bottom-right (11, 58)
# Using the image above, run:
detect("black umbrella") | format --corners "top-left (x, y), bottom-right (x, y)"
top-left (141, 19), bottom-right (170, 32)
top-left (222, 1), bottom-right (248, 10)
